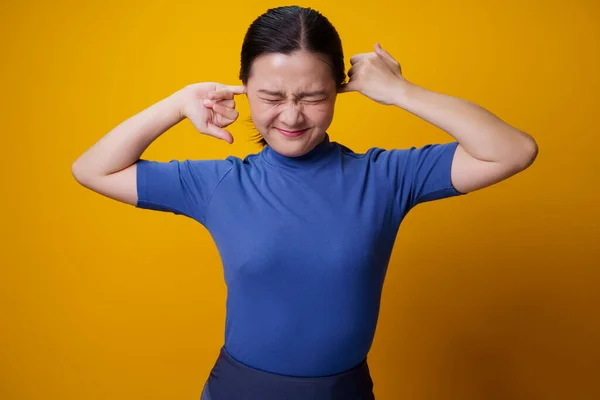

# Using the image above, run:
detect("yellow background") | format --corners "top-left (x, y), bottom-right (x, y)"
top-left (2, 0), bottom-right (598, 399)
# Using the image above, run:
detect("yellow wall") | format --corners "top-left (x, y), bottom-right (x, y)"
top-left (2, 0), bottom-right (598, 399)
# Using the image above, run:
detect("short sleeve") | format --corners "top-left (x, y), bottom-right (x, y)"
top-left (135, 158), bottom-right (234, 224)
top-left (371, 141), bottom-right (466, 211)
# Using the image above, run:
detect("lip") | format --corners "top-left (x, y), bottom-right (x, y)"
top-left (276, 127), bottom-right (309, 138)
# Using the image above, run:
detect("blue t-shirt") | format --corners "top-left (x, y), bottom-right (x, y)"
top-left (136, 133), bottom-right (465, 377)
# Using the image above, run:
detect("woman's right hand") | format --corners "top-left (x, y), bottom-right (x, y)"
top-left (179, 82), bottom-right (246, 144)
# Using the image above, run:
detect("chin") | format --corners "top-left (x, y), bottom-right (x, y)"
top-left (263, 128), bottom-right (319, 157)
top-left (268, 142), bottom-right (305, 157)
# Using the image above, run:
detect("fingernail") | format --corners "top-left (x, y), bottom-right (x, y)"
top-left (204, 99), bottom-right (212, 106)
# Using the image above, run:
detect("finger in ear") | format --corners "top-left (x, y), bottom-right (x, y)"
top-left (338, 83), bottom-right (355, 93)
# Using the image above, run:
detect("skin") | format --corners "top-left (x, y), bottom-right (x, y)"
top-left (71, 42), bottom-right (538, 207)
top-left (200, 43), bottom-right (539, 194)
top-left (244, 51), bottom-right (339, 157)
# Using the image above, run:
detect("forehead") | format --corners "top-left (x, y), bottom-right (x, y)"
top-left (247, 51), bottom-right (335, 92)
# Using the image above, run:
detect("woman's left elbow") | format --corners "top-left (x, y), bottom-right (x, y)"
top-left (515, 134), bottom-right (539, 171)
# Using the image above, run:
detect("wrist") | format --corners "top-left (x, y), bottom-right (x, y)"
top-left (173, 87), bottom-right (192, 121)
top-left (390, 79), bottom-right (417, 108)
top-left (169, 86), bottom-right (192, 122)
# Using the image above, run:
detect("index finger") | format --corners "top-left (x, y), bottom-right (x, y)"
top-left (349, 53), bottom-right (372, 65)
top-left (209, 86), bottom-right (246, 100)
top-left (227, 85), bottom-right (246, 95)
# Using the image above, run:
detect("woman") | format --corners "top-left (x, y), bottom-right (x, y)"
top-left (72, 5), bottom-right (538, 400)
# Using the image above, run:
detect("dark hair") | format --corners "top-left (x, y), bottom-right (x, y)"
top-left (239, 6), bottom-right (346, 148)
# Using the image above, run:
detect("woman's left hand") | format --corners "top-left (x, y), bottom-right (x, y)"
top-left (339, 43), bottom-right (410, 105)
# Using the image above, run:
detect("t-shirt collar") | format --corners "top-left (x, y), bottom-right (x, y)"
top-left (261, 133), bottom-right (335, 170)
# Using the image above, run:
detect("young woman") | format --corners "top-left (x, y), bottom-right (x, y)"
top-left (72, 6), bottom-right (538, 400)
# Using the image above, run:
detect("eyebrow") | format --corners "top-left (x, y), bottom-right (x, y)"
top-left (257, 89), bottom-right (328, 98)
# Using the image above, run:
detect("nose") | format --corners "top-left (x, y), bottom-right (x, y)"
top-left (279, 102), bottom-right (305, 128)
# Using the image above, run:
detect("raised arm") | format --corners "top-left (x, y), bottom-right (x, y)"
top-left (341, 43), bottom-right (538, 194)
top-left (71, 83), bottom-right (245, 206)
top-left (388, 81), bottom-right (538, 194)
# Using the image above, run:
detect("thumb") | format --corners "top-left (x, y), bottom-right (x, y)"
top-left (374, 42), bottom-right (395, 63)
top-left (205, 123), bottom-right (234, 144)
top-left (187, 109), bottom-right (234, 144)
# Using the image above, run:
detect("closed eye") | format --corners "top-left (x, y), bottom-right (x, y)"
top-left (258, 96), bottom-right (327, 104)
top-left (260, 97), bottom-right (283, 103)
top-left (301, 98), bottom-right (326, 104)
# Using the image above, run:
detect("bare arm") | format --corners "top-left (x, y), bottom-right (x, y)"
top-left (342, 43), bottom-right (538, 194)
top-left (71, 83), bottom-right (244, 206)
top-left (391, 82), bottom-right (538, 194)
top-left (71, 89), bottom-right (187, 205)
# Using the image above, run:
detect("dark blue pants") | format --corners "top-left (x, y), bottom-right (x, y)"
top-left (200, 346), bottom-right (375, 400)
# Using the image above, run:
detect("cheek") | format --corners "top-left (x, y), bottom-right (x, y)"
top-left (249, 102), bottom-right (279, 126)
top-left (307, 104), bottom-right (335, 125)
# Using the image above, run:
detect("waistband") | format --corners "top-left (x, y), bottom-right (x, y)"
top-left (206, 346), bottom-right (374, 400)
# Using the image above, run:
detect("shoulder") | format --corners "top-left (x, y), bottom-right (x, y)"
top-left (175, 149), bottom-right (266, 176)
top-left (335, 141), bottom-right (379, 160)
top-left (177, 157), bottom-right (237, 177)
top-left (334, 141), bottom-right (409, 164)
top-left (340, 142), bottom-right (458, 164)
